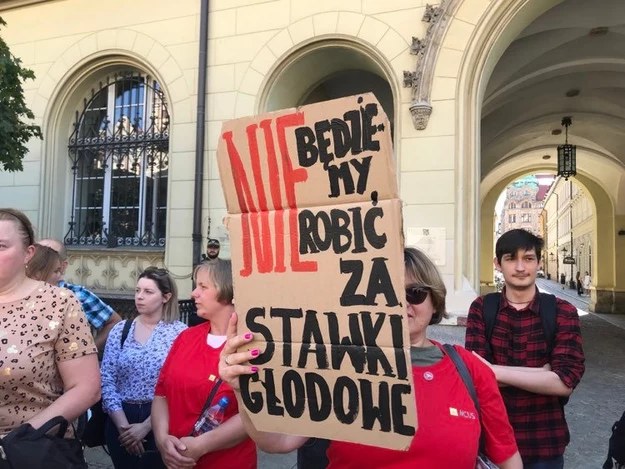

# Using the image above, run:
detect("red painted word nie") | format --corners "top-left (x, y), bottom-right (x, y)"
top-left (222, 111), bottom-right (317, 276)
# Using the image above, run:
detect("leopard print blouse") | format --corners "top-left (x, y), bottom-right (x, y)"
top-left (0, 283), bottom-right (97, 435)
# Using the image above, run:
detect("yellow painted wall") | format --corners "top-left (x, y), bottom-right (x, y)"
top-left (1, 0), bottom-right (624, 313)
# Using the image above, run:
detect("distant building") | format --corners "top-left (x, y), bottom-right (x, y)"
top-left (542, 178), bottom-right (594, 290)
top-left (499, 176), bottom-right (547, 237)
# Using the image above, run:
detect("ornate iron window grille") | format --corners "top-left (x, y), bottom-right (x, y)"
top-left (65, 71), bottom-right (170, 248)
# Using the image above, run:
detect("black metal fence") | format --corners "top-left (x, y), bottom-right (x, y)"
top-left (65, 72), bottom-right (170, 249)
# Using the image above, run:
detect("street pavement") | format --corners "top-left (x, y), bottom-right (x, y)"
top-left (86, 279), bottom-right (625, 468)
top-left (534, 278), bottom-right (625, 468)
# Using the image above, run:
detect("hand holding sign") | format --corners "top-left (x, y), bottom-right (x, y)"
top-left (219, 312), bottom-right (258, 392)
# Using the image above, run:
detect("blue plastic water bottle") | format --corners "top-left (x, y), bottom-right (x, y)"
top-left (192, 396), bottom-right (229, 436)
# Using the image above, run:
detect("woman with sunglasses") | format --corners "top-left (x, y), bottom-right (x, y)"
top-left (218, 247), bottom-right (522, 469)
top-left (101, 267), bottom-right (187, 469)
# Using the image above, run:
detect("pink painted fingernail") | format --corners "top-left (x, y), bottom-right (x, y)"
top-left (251, 366), bottom-right (258, 373)
top-left (251, 349), bottom-right (259, 357)
top-left (244, 332), bottom-right (253, 340)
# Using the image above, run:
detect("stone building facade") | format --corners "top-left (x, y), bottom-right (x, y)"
top-left (1, 0), bottom-right (624, 313)
top-left (499, 176), bottom-right (546, 237)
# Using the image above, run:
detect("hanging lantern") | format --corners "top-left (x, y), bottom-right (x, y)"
top-left (557, 116), bottom-right (576, 180)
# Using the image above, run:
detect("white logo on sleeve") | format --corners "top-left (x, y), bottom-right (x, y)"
top-left (449, 407), bottom-right (477, 420)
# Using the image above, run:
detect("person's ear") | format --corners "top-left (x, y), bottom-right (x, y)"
top-left (162, 292), bottom-right (172, 304)
top-left (24, 245), bottom-right (36, 264)
top-left (493, 256), bottom-right (502, 271)
top-left (60, 260), bottom-right (69, 275)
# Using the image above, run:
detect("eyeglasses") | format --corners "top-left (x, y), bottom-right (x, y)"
top-left (405, 285), bottom-right (431, 305)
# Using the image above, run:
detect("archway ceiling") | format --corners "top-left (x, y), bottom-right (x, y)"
top-left (481, 0), bottom-right (625, 178)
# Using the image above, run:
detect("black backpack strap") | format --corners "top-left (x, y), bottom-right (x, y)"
top-left (442, 344), bottom-right (485, 452)
top-left (482, 292), bottom-right (501, 360)
top-left (120, 319), bottom-right (133, 348)
top-left (536, 293), bottom-right (570, 407)
top-left (537, 293), bottom-right (557, 355)
top-left (485, 292), bottom-right (557, 355)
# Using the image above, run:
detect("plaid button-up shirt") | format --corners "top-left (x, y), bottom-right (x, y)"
top-left (465, 288), bottom-right (585, 462)
top-left (59, 280), bottom-right (114, 330)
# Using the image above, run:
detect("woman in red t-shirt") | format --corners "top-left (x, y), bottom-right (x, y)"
top-left (219, 248), bottom-right (523, 469)
top-left (151, 259), bottom-right (256, 469)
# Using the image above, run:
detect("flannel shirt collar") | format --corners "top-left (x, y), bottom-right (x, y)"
top-left (499, 286), bottom-right (541, 315)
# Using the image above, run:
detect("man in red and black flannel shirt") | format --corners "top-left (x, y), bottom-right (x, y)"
top-left (465, 229), bottom-right (585, 469)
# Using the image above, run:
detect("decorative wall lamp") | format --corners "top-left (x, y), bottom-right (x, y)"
top-left (557, 116), bottom-right (576, 180)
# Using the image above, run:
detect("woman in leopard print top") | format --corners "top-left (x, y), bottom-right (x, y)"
top-left (0, 208), bottom-right (100, 436)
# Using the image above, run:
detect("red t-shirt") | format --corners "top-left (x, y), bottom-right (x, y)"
top-left (155, 322), bottom-right (256, 469)
top-left (327, 345), bottom-right (517, 469)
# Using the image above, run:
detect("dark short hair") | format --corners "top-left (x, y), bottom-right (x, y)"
top-left (207, 238), bottom-right (220, 248)
top-left (495, 229), bottom-right (544, 264)
top-left (138, 267), bottom-right (179, 322)
top-left (0, 208), bottom-right (35, 248)
top-left (404, 247), bottom-right (448, 325)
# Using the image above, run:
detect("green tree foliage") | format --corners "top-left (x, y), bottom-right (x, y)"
top-left (0, 17), bottom-right (42, 172)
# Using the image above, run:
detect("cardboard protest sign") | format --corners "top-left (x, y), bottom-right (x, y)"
top-left (216, 93), bottom-right (416, 450)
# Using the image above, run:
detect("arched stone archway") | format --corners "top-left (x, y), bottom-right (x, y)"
top-left (229, 11), bottom-right (406, 121)
top-left (432, 0), bottom-right (564, 290)
top-left (258, 38), bottom-right (397, 142)
top-left (479, 160), bottom-right (617, 312)
top-left (421, 0), bottom-right (625, 312)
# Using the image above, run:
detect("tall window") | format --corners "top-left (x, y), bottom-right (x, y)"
top-left (521, 213), bottom-right (531, 223)
top-left (66, 71), bottom-right (169, 247)
top-left (509, 202), bottom-right (516, 209)
top-left (521, 201), bottom-right (531, 209)
top-left (509, 214), bottom-right (516, 223)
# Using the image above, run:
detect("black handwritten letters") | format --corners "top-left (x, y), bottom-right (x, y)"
top-left (295, 98), bottom-right (383, 198)
top-left (240, 306), bottom-right (415, 437)
top-left (217, 94), bottom-right (415, 447)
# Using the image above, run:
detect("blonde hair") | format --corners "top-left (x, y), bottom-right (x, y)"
top-left (193, 259), bottom-right (233, 305)
top-left (138, 267), bottom-right (180, 322)
top-left (404, 247), bottom-right (448, 325)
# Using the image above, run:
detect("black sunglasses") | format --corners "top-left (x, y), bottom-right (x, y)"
top-left (405, 286), bottom-right (431, 305)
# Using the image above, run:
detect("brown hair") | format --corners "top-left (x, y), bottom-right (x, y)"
top-left (404, 247), bottom-right (448, 325)
top-left (193, 259), bottom-right (233, 305)
top-left (0, 208), bottom-right (35, 248)
top-left (39, 238), bottom-right (67, 261)
top-left (138, 267), bottom-right (180, 322)
top-left (26, 244), bottom-right (61, 282)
